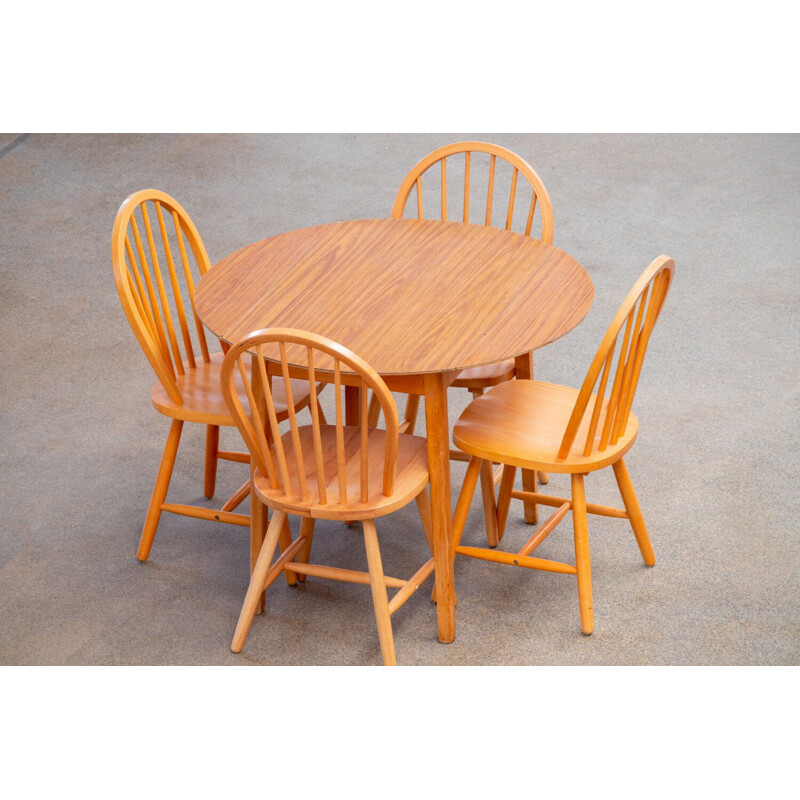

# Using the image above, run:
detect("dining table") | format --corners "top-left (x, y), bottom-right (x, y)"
top-left (194, 216), bottom-right (594, 643)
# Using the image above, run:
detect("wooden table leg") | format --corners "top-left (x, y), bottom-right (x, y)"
top-left (514, 352), bottom-right (539, 524)
top-left (424, 372), bottom-right (455, 643)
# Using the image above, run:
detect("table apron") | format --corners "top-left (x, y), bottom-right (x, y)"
top-left (254, 358), bottom-right (460, 395)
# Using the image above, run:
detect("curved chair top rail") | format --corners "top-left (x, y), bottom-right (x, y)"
top-left (559, 255), bottom-right (676, 460)
top-left (221, 328), bottom-right (401, 505)
top-left (391, 141), bottom-right (554, 244)
top-left (111, 189), bottom-right (214, 405)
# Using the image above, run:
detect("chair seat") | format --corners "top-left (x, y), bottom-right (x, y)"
top-left (453, 379), bottom-right (639, 473)
top-left (451, 359), bottom-right (516, 389)
top-left (254, 426), bottom-right (429, 520)
top-left (151, 351), bottom-right (313, 426)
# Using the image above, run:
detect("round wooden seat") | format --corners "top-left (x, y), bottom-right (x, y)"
top-left (453, 379), bottom-right (639, 473)
top-left (150, 351), bottom-right (314, 426)
top-left (253, 427), bottom-right (429, 520)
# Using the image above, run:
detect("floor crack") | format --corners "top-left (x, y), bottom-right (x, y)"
top-left (0, 133), bottom-right (31, 160)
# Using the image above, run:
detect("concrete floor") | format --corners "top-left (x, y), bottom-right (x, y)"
top-left (0, 133), bottom-right (798, 665)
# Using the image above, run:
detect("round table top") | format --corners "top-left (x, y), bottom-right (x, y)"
top-left (195, 218), bottom-right (594, 375)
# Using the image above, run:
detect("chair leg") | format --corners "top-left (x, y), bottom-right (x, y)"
top-left (538, 471), bottom-right (550, 485)
top-left (436, 454), bottom-right (481, 601)
top-left (367, 392), bottom-right (381, 427)
top-left (278, 515), bottom-right (298, 586)
top-left (250, 488), bottom-right (267, 615)
top-left (204, 425), bottom-right (220, 498)
top-left (521, 468), bottom-right (539, 524)
top-left (453, 456), bottom-right (482, 551)
top-left (362, 519), bottom-right (397, 666)
top-left (138, 419), bottom-right (183, 562)
top-left (612, 458), bottom-right (656, 566)
top-left (430, 456), bottom-right (481, 603)
top-left (571, 473), bottom-right (593, 635)
top-left (479, 459), bottom-right (499, 547)
top-left (496, 464), bottom-right (517, 542)
top-left (294, 517), bottom-right (316, 583)
top-left (402, 394), bottom-right (421, 434)
top-left (466, 388), bottom-right (500, 548)
top-left (232, 509), bottom-right (287, 653)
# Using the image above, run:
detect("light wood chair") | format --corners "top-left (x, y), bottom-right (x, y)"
top-left (371, 141), bottom-right (555, 543)
top-left (450, 256), bottom-right (675, 634)
top-left (221, 328), bottom-right (435, 666)
top-left (111, 189), bottom-right (320, 562)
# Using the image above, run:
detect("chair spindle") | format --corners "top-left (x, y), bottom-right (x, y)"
top-left (306, 346), bottom-right (328, 503)
top-left (557, 259), bottom-right (674, 461)
top-left (171, 209), bottom-right (211, 363)
top-left (441, 157), bottom-right (447, 221)
top-left (485, 153), bottom-right (496, 225)
top-left (505, 167), bottom-right (518, 231)
top-left (279, 342), bottom-right (308, 500)
top-left (334, 359), bottom-right (348, 505)
top-left (361, 379), bottom-right (369, 502)
top-left (155, 200), bottom-right (196, 370)
top-left (141, 203), bottom-right (184, 376)
top-left (463, 151), bottom-right (471, 222)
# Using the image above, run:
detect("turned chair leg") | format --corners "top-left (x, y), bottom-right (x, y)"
top-left (479, 460), bottom-right (500, 546)
top-left (466, 389), bottom-right (500, 547)
top-left (571, 473), bottom-right (593, 635)
top-left (521, 468), bottom-right (539, 524)
top-left (453, 456), bottom-right (482, 550)
top-left (232, 509), bottom-right (287, 653)
top-left (138, 419), bottom-right (183, 562)
top-left (279, 515), bottom-right (298, 585)
top-left (362, 519), bottom-right (397, 666)
top-left (294, 517), bottom-right (316, 583)
top-left (612, 458), bottom-right (656, 566)
top-left (495, 464), bottom-right (517, 542)
top-left (204, 425), bottom-right (220, 498)
top-left (429, 456), bottom-right (481, 603)
top-left (538, 471), bottom-right (550, 485)
top-left (250, 488), bottom-right (267, 615)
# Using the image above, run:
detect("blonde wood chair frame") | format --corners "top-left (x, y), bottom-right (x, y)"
top-left (372, 141), bottom-right (556, 536)
top-left (221, 328), bottom-right (434, 666)
top-left (111, 189), bottom-right (318, 562)
top-left (451, 256), bottom-right (675, 634)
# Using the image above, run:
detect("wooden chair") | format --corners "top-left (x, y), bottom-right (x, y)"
top-left (450, 256), bottom-right (675, 634)
top-left (371, 141), bottom-right (556, 544)
top-left (111, 189), bottom-right (319, 562)
top-left (221, 328), bottom-right (435, 666)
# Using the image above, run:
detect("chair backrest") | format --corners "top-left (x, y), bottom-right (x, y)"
top-left (221, 329), bottom-right (401, 505)
top-left (559, 256), bottom-right (675, 459)
top-left (111, 189), bottom-right (213, 404)
top-left (391, 141), bottom-right (554, 244)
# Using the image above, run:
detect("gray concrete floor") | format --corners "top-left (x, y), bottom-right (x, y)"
top-left (1, 133), bottom-right (798, 665)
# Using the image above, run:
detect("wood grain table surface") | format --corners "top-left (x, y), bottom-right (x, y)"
top-left (195, 217), bottom-right (594, 644)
